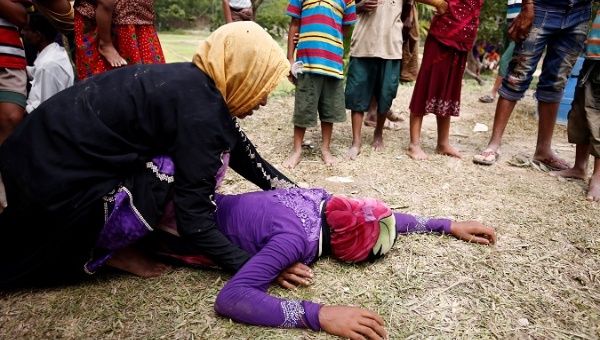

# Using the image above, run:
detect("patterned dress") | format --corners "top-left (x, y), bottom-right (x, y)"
top-left (74, 0), bottom-right (165, 80)
top-left (409, 0), bottom-right (483, 117)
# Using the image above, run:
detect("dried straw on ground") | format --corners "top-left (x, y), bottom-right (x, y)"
top-left (1, 81), bottom-right (599, 339)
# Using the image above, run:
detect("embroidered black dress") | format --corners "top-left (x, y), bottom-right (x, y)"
top-left (0, 63), bottom-right (293, 287)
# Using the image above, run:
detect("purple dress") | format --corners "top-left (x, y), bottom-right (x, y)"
top-left (211, 188), bottom-right (452, 331)
top-left (91, 160), bottom-right (452, 331)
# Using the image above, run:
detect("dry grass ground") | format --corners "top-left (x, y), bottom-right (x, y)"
top-left (1, 50), bottom-right (599, 338)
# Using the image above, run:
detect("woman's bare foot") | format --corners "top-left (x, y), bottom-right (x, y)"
top-left (107, 247), bottom-right (171, 278)
top-left (321, 149), bottom-right (336, 166)
top-left (347, 144), bottom-right (361, 160)
top-left (98, 41), bottom-right (128, 68)
top-left (407, 144), bottom-right (428, 160)
top-left (372, 135), bottom-right (384, 151)
top-left (549, 167), bottom-right (587, 180)
top-left (436, 144), bottom-right (462, 159)
top-left (587, 175), bottom-right (600, 202)
top-left (283, 150), bottom-right (302, 169)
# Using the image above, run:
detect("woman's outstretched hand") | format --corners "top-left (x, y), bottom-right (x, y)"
top-left (319, 305), bottom-right (388, 340)
top-left (450, 221), bottom-right (496, 245)
top-left (276, 262), bottom-right (314, 289)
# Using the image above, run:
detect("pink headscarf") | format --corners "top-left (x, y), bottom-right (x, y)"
top-left (325, 195), bottom-right (393, 262)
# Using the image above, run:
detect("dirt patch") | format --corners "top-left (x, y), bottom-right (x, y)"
top-left (1, 80), bottom-right (599, 339)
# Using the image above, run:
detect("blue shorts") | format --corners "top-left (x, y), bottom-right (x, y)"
top-left (499, 4), bottom-right (591, 103)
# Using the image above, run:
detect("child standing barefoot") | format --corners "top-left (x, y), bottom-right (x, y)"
top-left (407, 0), bottom-right (483, 160)
top-left (74, 0), bottom-right (165, 80)
top-left (550, 9), bottom-right (600, 202)
top-left (95, 0), bottom-right (127, 67)
top-left (283, 0), bottom-right (356, 168)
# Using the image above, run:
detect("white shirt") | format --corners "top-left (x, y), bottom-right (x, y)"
top-left (26, 42), bottom-right (74, 113)
top-left (228, 0), bottom-right (251, 9)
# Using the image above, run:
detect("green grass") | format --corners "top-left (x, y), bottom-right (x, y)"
top-left (159, 31), bottom-right (210, 63)
top-left (158, 31), bottom-right (295, 96)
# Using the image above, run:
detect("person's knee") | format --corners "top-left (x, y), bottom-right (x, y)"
top-left (0, 103), bottom-right (25, 143)
top-left (0, 103), bottom-right (25, 128)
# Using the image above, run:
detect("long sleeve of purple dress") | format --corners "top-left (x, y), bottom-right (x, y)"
top-left (214, 234), bottom-right (321, 331)
top-left (394, 212), bottom-right (452, 235)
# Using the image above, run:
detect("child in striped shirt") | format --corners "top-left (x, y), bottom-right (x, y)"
top-left (283, 0), bottom-right (356, 168)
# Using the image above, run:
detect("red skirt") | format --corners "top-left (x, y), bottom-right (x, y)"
top-left (409, 35), bottom-right (467, 117)
top-left (74, 12), bottom-right (165, 80)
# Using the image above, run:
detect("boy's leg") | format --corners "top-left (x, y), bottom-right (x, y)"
top-left (372, 113), bottom-right (386, 151)
top-left (345, 57), bottom-right (376, 160)
top-left (407, 114), bottom-right (427, 160)
top-left (550, 60), bottom-right (597, 179)
top-left (588, 157), bottom-right (600, 202)
top-left (320, 122), bottom-right (335, 165)
top-left (371, 59), bottom-right (401, 151)
top-left (318, 77), bottom-right (345, 165)
top-left (436, 115), bottom-right (461, 158)
top-left (283, 126), bottom-right (306, 169)
top-left (286, 73), bottom-right (318, 168)
top-left (348, 111), bottom-right (364, 160)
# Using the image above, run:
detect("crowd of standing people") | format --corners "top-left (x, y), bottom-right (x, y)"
top-left (0, 0), bottom-right (598, 338)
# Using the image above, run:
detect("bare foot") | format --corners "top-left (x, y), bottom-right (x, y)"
top-left (372, 135), bottom-right (384, 151)
top-left (549, 167), bottom-right (587, 180)
top-left (107, 247), bottom-right (171, 278)
top-left (407, 144), bottom-right (428, 160)
top-left (321, 149), bottom-right (336, 166)
top-left (436, 144), bottom-right (462, 159)
top-left (283, 150), bottom-right (302, 169)
top-left (587, 175), bottom-right (600, 202)
top-left (98, 41), bottom-right (128, 68)
top-left (347, 145), bottom-right (361, 160)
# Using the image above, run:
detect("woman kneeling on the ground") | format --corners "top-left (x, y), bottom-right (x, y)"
top-left (0, 22), bottom-right (297, 286)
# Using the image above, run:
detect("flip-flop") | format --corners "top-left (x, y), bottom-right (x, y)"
top-left (473, 150), bottom-right (500, 166)
top-left (531, 157), bottom-right (570, 171)
top-left (478, 95), bottom-right (495, 103)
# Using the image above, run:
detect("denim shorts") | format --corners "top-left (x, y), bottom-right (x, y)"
top-left (499, 4), bottom-right (591, 103)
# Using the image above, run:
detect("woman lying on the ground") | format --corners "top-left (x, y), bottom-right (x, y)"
top-left (0, 22), bottom-right (298, 287)
top-left (138, 157), bottom-right (496, 340)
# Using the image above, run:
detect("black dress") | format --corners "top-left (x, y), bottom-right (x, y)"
top-left (0, 63), bottom-right (294, 286)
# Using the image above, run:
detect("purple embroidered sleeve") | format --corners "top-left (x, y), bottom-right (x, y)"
top-left (394, 212), bottom-right (452, 235)
top-left (214, 234), bottom-right (321, 331)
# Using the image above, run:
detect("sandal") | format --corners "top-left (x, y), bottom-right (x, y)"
top-left (473, 150), bottom-right (500, 166)
top-left (386, 110), bottom-right (405, 122)
top-left (478, 95), bottom-right (495, 103)
top-left (531, 157), bottom-right (570, 171)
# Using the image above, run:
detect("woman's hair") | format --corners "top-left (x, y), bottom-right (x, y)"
top-left (325, 195), bottom-right (395, 263)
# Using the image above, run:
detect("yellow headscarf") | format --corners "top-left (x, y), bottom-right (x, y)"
top-left (193, 22), bottom-right (289, 117)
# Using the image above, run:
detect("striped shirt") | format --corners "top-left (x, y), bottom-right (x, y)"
top-left (287, 0), bottom-right (356, 79)
top-left (506, 0), bottom-right (522, 25)
top-left (0, 17), bottom-right (26, 69)
top-left (587, 9), bottom-right (600, 60)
